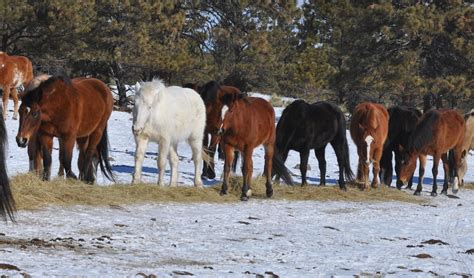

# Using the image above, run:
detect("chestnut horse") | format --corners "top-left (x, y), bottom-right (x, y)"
top-left (0, 51), bottom-right (33, 120)
top-left (350, 102), bottom-right (389, 190)
top-left (16, 76), bottom-right (114, 183)
top-left (398, 109), bottom-right (466, 196)
top-left (0, 106), bottom-right (15, 221)
top-left (216, 92), bottom-right (293, 201)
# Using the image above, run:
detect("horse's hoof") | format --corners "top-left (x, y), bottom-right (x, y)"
top-left (441, 190), bottom-right (448, 195)
top-left (414, 191), bottom-right (421, 196)
top-left (246, 189), bottom-right (252, 197)
top-left (452, 189), bottom-right (458, 194)
top-left (240, 195), bottom-right (249, 201)
top-left (430, 192), bottom-right (438, 197)
top-left (195, 184), bottom-right (203, 189)
top-left (266, 189), bottom-right (273, 198)
top-left (220, 190), bottom-right (227, 196)
top-left (340, 185), bottom-right (347, 191)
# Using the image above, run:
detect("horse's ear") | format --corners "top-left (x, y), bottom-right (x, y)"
top-left (398, 144), bottom-right (405, 152)
top-left (135, 82), bottom-right (141, 92)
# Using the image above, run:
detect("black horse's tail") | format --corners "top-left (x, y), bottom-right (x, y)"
top-left (0, 115), bottom-right (15, 222)
top-left (97, 125), bottom-right (115, 182)
top-left (272, 153), bottom-right (294, 185)
top-left (338, 113), bottom-right (354, 182)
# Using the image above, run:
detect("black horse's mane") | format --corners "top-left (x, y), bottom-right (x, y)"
top-left (408, 110), bottom-right (439, 152)
top-left (23, 75), bottom-right (72, 105)
top-left (199, 80), bottom-right (220, 104)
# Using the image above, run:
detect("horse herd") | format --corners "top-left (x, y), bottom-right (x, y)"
top-left (0, 52), bottom-right (473, 223)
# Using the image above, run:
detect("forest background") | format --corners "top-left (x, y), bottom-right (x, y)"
top-left (1, 0), bottom-right (472, 111)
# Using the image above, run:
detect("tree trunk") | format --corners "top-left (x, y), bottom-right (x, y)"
top-left (115, 78), bottom-right (128, 108)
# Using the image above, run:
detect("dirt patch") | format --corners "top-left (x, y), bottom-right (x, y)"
top-left (413, 253), bottom-right (433, 259)
top-left (421, 239), bottom-right (449, 245)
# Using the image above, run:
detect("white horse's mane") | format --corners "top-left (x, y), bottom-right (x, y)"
top-left (138, 78), bottom-right (166, 98)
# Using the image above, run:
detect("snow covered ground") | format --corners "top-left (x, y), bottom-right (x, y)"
top-left (1, 99), bottom-right (474, 276)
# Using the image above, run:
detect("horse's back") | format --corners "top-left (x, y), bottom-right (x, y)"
top-left (351, 102), bottom-right (388, 141)
top-left (74, 78), bottom-right (114, 108)
top-left (151, 86), bottom-right (205, 141)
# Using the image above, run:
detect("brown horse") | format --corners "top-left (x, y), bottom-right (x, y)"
top-left (0, 51), bottom-right (33, 120)
top-left (186, 81), bottom-right (241, 179)
top-left (215, 92), bottom-right (293, 201)
top-left (0, 105), bottom-right (15, 221)
top-left (398, 109), bottom-right (466, 196)
top-left (16, 76), bottom-right (114, 183)
top-left (350, 102), bottom-right (389, 190)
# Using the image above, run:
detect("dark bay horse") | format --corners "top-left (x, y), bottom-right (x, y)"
top-left (185, 81), bottom-right (240, 179)
top-left (0, 51), bottom-right (33, 120)
top-left (216, 92), bottom-right (293, 201)
top-left (16, 76), bottom-right (114, 184)
top-left (275, 100), bottom-right (353, 189)
top-left (380, 106), bottom-right (424, 188)
top-left (350, 102), bottom-right (389, 190)
top-left (398, 109), bottom-right (466, 196)
top-left (0, 106), bottom-right (15, 221)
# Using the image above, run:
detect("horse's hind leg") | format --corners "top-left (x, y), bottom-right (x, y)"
top-left (202, 134), bottom-right (216, 179)
top-left (263, 144), bottom-right (274, 198)
top-left (315, 147), bottom-right (327, 186)
top-left (189, 138), bottom-right (203, 187)
top-left (2, 87), bottom-right (10, 120)
top-left (169, 144), bottom-right (179, 187)
top-left (441, 153), bottom-right (449, 195)
top-left (11, 87), bottom-right (19, 120)
top-left (157, 140), bottom-right (170, 186)
top-left (414, 155), bottom-right (426, 193)
top-left (299, 149), bottom-right (310, 186)
top-left (274, 149), bottom-right (288, 184)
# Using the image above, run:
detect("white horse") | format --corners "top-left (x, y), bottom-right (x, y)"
top-left (132, 79), bottom-right (206, 187)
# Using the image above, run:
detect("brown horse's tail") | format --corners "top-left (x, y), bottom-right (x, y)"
top-left (272, 153), bottom-right (294, 186)
top-left (97, 125), bottom-right (115, 182)
top-left (0, 112), bottom-right (15, 222)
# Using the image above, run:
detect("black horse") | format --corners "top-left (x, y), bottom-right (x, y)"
top-left (379, 106), bottom-right (423, 188)
top-left (0, 106), bottom-right (15, 221)
top-left (275, 100), bottom-right (353, 189)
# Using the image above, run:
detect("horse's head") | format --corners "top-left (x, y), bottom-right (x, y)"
top-left (396, 145), bottom-right (418, 187)
top-left (216, 91), bottom-right (246, 136)
top-left (132, 80), bottom-right (162, 136)
top-left (16, 76), bottom-right (67, 147)
top-left (457, 150), bottom-right (468, 187)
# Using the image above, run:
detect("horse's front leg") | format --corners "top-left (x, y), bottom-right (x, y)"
top-left (220, 143), bottom-right (234, 196)
top-left (39, 134), bottom-right (53, 181)
top-left (132, 136), bottom-right (148, 184)
top-left (157, 139), bottom-right (170, 186)
top-left (299, 149), bottom-right (310, 186)
top-left (263, 144), bottom-right (274, 198)
top-left (241, 148), bottom-right (254, 201)
top-left (168, 144), bottom-right (179, 187)
top-left (430, 154), bottom-right (441, 197)
top-left (61, 136), bottom-right (77, 179)
top-left (415, 155), bottom-right (426, 193)
top-left (189, 137), bottom-right (203, 187)
top-left (371, 147), bottom-right (382, 189)
top-left (315, 147), bottom-right (327, 186)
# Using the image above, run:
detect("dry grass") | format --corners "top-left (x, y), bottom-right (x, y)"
top-left (10, 173), bottom-right (425, 211)
top-left (464, 183), bottom-right (474, 190)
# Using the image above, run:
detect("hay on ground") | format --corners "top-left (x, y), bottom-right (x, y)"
top-left (11, 174), bottom-right (425, 210)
